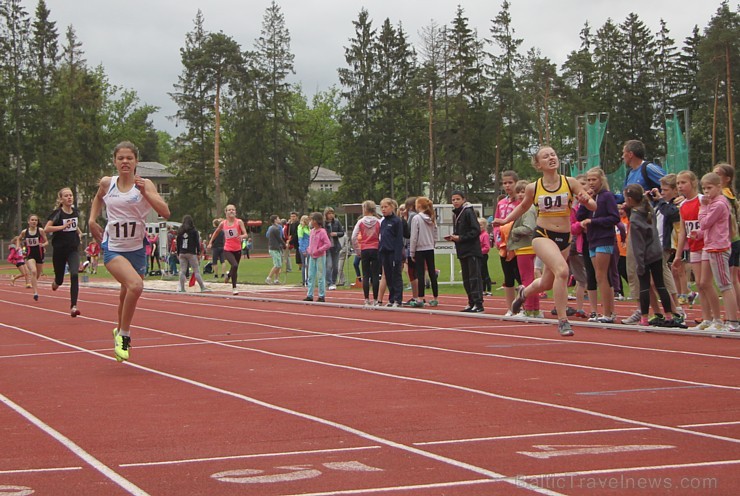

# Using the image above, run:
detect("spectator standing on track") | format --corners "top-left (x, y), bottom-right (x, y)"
top-left (693, 173), bottom-right (739, 332)
top-left (45, 187), bottom-right (84, 317)
top-left (379, 198), bottom-right (404, 307)
top-left (304, 212), bottom-right (331, 302)
top-left (89, 141), bottom-right (170, 362)
top-left (210, 218), bottom-right (226, 279)
top-left (351, 200), bottom-right (382, 306)
top-left (479, 217), bottom-right (492, 297)
top-left (450, 190), bottom-right (484, 313)
top-left (617, 140), bottom-right (667, 324)
top-left (409, 196), bottom-right (439, 308)
top-left (288, 211), bottom-right (301, 272)
top-left (507, 180), bottom-right (540, 318)
top-left (568, 175), bottom-right (590, 318)
top-left (266, 215), bottom-right (285, 285)
top-left (674, 171), bottom-right (714, 330)
top-left (714, 163), bottom-right (740, 315)
top-left (324, 207), bottom-right (345, 290)
top-left (493, 171), bottom-right (521, 310)
top-left (176, 215), bottom-right (206, 292)
top-left (147, 232), bottom-right (162, 274)
top-left (297, 215), bottom-right (311, 286)
top-left (650, 173), bottom-right (685, 323)
top-left (208, 205), bottom-right (248, 295)
top-left (18, 214), bottom-right (48, 300)
top-left (577, 167), bottom-right (620, 323)
top-left (402, 197), bottom-right (419, 304)
top-left (623, 184), bottom-right (684, 328)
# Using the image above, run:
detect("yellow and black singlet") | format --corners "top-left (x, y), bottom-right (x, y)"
top-left (534, 175), bottom-right (573, 218)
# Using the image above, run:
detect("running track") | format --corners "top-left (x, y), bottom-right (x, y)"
top-left (0, 282), bottom-right (738, 495)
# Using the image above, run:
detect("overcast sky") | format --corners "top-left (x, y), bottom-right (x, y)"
top-left (26, 0), bottom-right (722, 135)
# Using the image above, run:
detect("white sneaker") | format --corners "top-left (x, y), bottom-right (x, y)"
top-left (705, 320), bottom-right (728, 332)
top-left (504, 310), bottom-right (514, 317)
top-left (364, 299), bottom-right (371, 307)
top-left (621, 310), bottom-right (642, 324)
top-left (328, 285), bottom-right (337, 290)
top-left (265, 277), bottom-right (272, 285)
top-left (689, 320), bottom-right (712, 331)
top-left (232, 288), bottom-right (239, 295)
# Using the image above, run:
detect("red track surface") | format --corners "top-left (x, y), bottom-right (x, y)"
top-left (1, 281), bottom-right (739, 495)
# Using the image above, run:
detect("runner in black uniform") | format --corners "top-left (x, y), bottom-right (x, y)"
top-left (19, 214), bottom-right (48, 301)
top-left (44, 187), bottom-right (83, 317)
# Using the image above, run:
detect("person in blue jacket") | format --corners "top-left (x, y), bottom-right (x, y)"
top-left (379, 198), bottom-right (404, 307)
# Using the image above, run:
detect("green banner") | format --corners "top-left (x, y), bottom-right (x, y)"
top-left (665, 115), bottom-right (689, 174)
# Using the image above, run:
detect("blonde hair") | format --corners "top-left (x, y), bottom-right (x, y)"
top-left (660, 173), bottom-right (677, 189)
top-left (514, 180), bottom-right (529, 193)
top-left (380, 197), bottom-right (398, 211)
top-left (300, 214), bottom-right (310, 226)
top-left (677, 170), bottom-right (698, 187)
top-left (714, 163), bottom-right (735, 193)
top-left (478, 217), bottom-right (488, 229)
top-left (586, 167), bottom-right (610, 192)
top-left (701, 172), bottom-right (722, 187)
top-left (55, 187), bottom-right (73, 210)
top-left (531, 146), bottom-right (556, 168)
top-left (362, 200), bottom-right (377, 216)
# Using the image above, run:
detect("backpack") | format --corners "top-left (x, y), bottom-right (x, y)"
top-left (640, 161), bottom-right (662, 192)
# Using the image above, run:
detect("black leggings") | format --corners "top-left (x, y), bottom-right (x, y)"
top-left (618, 255), bottom-right (628, 295)
top-left (638, 259), bottom-right (673, 316)
top-left (223, 250), bottom-right (242, 288)
top-left (361, 249), bottom-right (380, 300)
top-left (415, 249), bottom-right (438, 298)
top-left (460, 256), bottom-right (483, 307)
top-left (481, 253), bottom-right (491, 292)
top-left (53, 245), bottom-right (79, 307)
top-left (500, 256), bottom-right (521, 287)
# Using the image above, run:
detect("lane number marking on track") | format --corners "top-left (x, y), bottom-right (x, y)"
top-left (211, 461), bottom-right (383, 484)
top-left (518, 444), bottom-right (675, 459)
top-left (0, 486), bottom-right (34, 496)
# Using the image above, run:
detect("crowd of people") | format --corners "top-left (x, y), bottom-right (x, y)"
top-left (7, 138), bottom-right (739, 363)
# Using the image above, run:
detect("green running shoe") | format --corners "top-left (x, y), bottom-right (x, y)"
top-left (113, 328), bottom-right (130, 362)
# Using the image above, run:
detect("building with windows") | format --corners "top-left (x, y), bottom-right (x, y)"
top-left (137, 161), bottom-right (174, 223)
top-left (309, 166), bottom-right (342, 192)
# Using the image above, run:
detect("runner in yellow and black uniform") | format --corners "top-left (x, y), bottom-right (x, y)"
top-left (494, 147), bottom-right (596, 336)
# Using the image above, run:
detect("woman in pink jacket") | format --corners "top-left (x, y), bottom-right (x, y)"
top-left (304, 212), bottom-right (332, 302)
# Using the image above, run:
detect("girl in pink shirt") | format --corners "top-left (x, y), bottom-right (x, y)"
top-left (694, 172), bottom-right (738, 331)
top-left (304, 212), bottom-right (332, 302)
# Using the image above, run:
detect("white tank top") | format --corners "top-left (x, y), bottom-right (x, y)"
top-left (102, 176), bottom-right (152, 252)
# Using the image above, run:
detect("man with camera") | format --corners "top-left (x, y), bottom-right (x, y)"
top-left (618, 140), bottom-right (671, 325)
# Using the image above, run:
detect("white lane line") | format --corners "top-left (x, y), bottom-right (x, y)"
top-left (119, 305), bottom-right (740, 392)
top-left (414, 427), bottom-right (651, 446)
top-left (12, 295), bottom-right (732, 393)
top-left (279, 478), bottom-right (498, 496)
top-left (3, 311), bottom-right (740, 448)
top-left (520, 458), bottom-right (740, 480)
top-left (0, 323), bottom-right (563, 496)
top-left (0, 467), bottom-right (82, 475)
top-left (18, 288), bottom-right (736, 361)
top-left (679, 420), bottom-right (740, 428)
top-left (0, 393), bottom-right (149, 496)
top-left (120, 445), bottom-right (382, 468)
